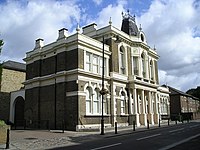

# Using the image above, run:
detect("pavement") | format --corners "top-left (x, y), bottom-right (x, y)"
top-left (0, 120), bottom-right (198, 150)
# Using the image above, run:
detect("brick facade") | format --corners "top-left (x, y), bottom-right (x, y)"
top-left (24, 13), bottom-right (170, 131)
top-left (168, 86), bottom-right (200, 120)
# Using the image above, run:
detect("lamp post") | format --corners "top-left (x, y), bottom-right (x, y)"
top-left (100, 36), bottom-right (106, 135)
top-left (99, 35), bottom-right (120, 135)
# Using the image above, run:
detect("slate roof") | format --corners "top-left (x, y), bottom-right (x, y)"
top-left (167, 85), bottom-right (199, 100)
top-left (1, 60), bottom-right (26, 72)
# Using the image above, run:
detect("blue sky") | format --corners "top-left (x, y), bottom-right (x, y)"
top-left (0, 0), bottom-right (200, 92)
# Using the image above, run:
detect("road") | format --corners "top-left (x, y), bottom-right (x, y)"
top-left (51, 121), bottom-right (200, 150)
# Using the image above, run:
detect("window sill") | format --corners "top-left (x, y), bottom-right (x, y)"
top-left (84, 114), bottom-right (110, 117)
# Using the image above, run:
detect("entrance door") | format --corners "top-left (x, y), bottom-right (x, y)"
top-left (14, 96), bottom-right (25, 128)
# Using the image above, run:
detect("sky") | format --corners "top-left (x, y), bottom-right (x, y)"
top-left (0, 0), bottom-right (200, 92)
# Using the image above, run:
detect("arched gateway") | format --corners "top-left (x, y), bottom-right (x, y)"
top-left (10, 89), bottom-right (25, 128)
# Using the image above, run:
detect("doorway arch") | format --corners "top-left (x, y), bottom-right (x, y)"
top-left (10, 89), bottom-right (25, 124)
top-left (14, 96), bottom-right (25, 127)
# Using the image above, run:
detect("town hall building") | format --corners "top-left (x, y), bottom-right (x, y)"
top-left (23, 12), bottom-right (170, 131)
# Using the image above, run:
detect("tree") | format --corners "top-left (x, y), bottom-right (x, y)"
top-left (186, 87), bottom-right (200, 112)
top-left (186, 86), bottom-right (200, 100)
top-left (0, 38), bottom-right (3, 82)
top-left (0, 39), bottom-right (3, 54)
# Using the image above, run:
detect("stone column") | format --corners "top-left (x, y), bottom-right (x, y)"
top-left (148, 91), bottom-right (154, 125)
top-left (140, 89), bottom-right (147, 126)
top-left (139, 57), bottom-right (142, 77)
top-left (129, 92), bottom-right (133, 114)
top-left (134, 88), bottom-right (140, 126)
top-left (113, 85), bottom-right (117, 123)
top-left (154, 92), bottom-right (159, 124)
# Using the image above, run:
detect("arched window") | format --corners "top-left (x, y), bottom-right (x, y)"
top-left (121, 91), bottom-right (126, 114)
top-left (93, 88), bottom-right (101, 114)
top-left (141, 34), bottom-right (144, 42)
top-left (133, 56), bottom-right (139, 75)
top-left (141, 53), bottom-right (145, 77)
top-left (150, 60), bottom-right (154, 80)
top-left (86, 87), bottom-right (92, 114)
top-left (119, 47), bottom-right (125, 74)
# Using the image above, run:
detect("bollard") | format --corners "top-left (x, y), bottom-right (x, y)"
top-left (147, 119), bottom-right (149, 129)
top-left (187, 119), bottom-right (189, 123)
top-left (24, 120), bottom-right (26, 130)
top-left (6, 129), bottom-right (10, 149)
top-left (159, 119), bottom-right (161, 127)
top-left (168, 119), bottom-right (170, 126)
top-left (115, 122), bottom-right (117, 134)
top-left (62, 120), bottom-right (65, 133)
top-left (133, 120), bottom-right (135, 131)
top-left (48, 120), bottom-right (50, 131)
top-left (175, 120), bottom-right (177, 124)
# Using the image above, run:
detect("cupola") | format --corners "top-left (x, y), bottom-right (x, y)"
top-left (121, 10), bottom-right (138, 36)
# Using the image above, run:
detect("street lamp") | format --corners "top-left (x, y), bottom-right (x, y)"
top-left (99, 35), bottom-right (120, 135)
top-left (99, 36), bottom-right (107, 135)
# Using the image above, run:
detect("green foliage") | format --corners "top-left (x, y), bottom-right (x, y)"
top-left (0, 39), bottom-right (3, 54)
top-left (0, 120), bottom-right (6, 126)
top-left (0, 63), bottom-right (2, 83)
top-left (186, 86), bottom-right (200, 99)
top-left (186, 87), bottom-right (200, 112)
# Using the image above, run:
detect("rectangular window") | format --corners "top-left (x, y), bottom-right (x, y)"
top-left (99, 57), bottom-right (103, 75)
top-left (86, 52), bottom-right (91, 72)
top-left (93, 55), bottom-right (98, 74)
top-left (85, 51), bottom-right (106, 76)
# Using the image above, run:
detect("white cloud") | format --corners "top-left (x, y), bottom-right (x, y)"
top-left (92, 0), bottom-right (103, 5)
top-left (139, 0), bottom-right (200, 91)
top-left (89, 0), bottom-right (127, 29)
top-left (0, 0), bottom-right (81, 62)
top-left (1, 0), bottom-right (200, 92)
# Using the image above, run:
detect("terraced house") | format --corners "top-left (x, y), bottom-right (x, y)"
top-left (23, 12), bottom-right (170, 131)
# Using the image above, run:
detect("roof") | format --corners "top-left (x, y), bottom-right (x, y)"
top-left (121, 12), bottom-right (139, 36)
top-left (167, 85), bottom-right (199, 100)
top-left (1, 60), bottom-right (26, 72)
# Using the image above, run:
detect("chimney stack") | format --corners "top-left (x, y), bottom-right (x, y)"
top-left (57, 28), bottom-right (68, 40)
top-left (35, 38), bottom-right (44, 49)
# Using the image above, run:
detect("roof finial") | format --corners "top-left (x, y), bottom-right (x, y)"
top-left (76, 23), bottom-right (80, 33)
top-left (139, 24), bottom-right (142, 31)
top-left (154, 45), bottom-right (156, 51)
top-left (127, 9), bottom-right (130, 15)
top-left (109, 17), bottom-right (112, 25)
